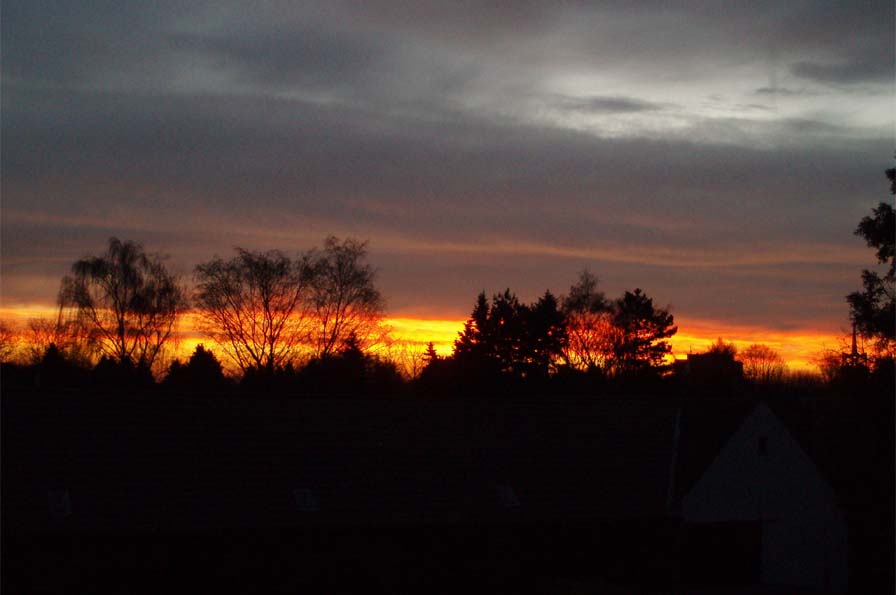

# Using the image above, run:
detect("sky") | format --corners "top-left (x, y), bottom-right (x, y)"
top-left (2, 1), bottom-right (893, 367)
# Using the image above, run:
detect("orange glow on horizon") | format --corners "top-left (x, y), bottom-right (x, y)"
top-left (0, 305), bottom-right (846, 372)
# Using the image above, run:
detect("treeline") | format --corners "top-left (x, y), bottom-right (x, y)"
top-left (0, 234), bottom-right (684, 395)
top-left (420, 278), bottom-right (679, 395)
top-left (2, 190), bottom-right (894, 398)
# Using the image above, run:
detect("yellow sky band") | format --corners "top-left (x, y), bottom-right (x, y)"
top-left (0, 305), bottom-right (849, 372)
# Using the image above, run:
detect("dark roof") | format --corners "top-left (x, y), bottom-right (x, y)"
top-left (2, 392), bottom-right (680, 534)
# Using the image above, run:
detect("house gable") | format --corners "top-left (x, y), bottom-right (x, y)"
top-left (682, 403), bottom-right (840, 523)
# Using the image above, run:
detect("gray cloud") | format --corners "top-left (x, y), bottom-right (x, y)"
top-left (791, 59), bottom-right (893, 85)
top-left (1, 0), bottom-right (197, 87)
top-left (755, 87), bottom-right (820, 97)
top-left (2, 0), bottom-right (892, 336)
top-left (547, 95), bottom-right (667, 114)
top-left (170, 27), bottom-right (386, 91)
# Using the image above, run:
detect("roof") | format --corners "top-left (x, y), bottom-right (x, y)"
top-left (2, 391), bottom-right (680, 534)
top-left (681, 403), bottom-right (845, 522)
top-left (671, 398), bottom-right (759, 505)
top-left (670, 395), bottom-right (873, 515)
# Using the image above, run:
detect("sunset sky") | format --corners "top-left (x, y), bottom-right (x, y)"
top-left (2, 2), bottom-right (893, 369)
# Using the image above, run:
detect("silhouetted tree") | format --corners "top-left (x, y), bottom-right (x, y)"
top-left (32, 344), bottom-right (91, 389)
top-left (680, 337), bottom-right (744, 390)
top-left (610, 289), bottom-right (677, 375)
top-left (452, 289), bottom-right (567, 383)
top-left (417, 341), bottom-right (457, 394)
top-left (815, 348), bottom-right (868, 386)
top-left (740, 343), bottom-right (786, 384)
top-left (92, 354), bottom-right (154, 390)
top-left (163, 344), bottom-right (231, 392)
top-left (524, 291), bottom-right (568, 378)
top-left (194, 249), bottom-right (312, 374)
top-left (24, 317), bottom-right (62, 364)
top-left (306, 237), bottom-right (386, 358)
top-left (562, 271), bottom-right (614, 372)
top-left (453, 292), bottom-right (492, 369)
top-left (58, 238), bottom-right (186, 372)
top-left (847, 168), bottom-right (895, 359)
top-left (706, 337), bottom-right (737, 358)
top-left (0, 319), bottom-right (18, 363)
top-left (300, 332), bottom-right (404, 396)
top-left (239, 361), bottom-right (299, 394)
top-left (423, 341), bottom-right (439, 364)
top-left (381, 340), bottom-right (427, 380)
top-left (24, 313), bottom-right (94, 367)
top-left (485, 289), bottom-right (525, 375)
top-left (453, 290), bottom-right (509, 378)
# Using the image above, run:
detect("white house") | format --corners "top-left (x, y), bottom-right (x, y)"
top-left (681, 403), bottom-right (848, 593)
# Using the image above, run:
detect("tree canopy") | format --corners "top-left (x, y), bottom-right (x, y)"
top-left (740, 343), bottom-right (786, 384)
top-left (58, 237), bottom-right (186, 371)
top-left (193, 237), bottom-right (386, 373)
top-left (444, 282), bottom-right (676, 387)
top-left (451, 289), bottom-right (568, 383)
top-left (306, 237), bottom-right (386, 358)
top-left (193, 248), bottom-right (312, 373)
top-left (847, 168), bottom-right (895, 359)
top-left (562, 270), bottom-right (614, 372)
top-left (610, 289), bottom-right (677, 375)
top-left (163, 344), bottom-right (231, 391)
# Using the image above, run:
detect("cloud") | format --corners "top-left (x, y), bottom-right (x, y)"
top-left (754, 87), bottom-right (819, 97)
top-left (170, 27), bottom-right (386, 91)
top-left (791, 59), bottom-right (893, 86)
top-left (546, 94), bottom-right (667, 114)
top-left (2, 0), bottom-right (892, 336)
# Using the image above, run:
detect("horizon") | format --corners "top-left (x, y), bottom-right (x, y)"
top-left (0, 295), bottom-right (851, 373)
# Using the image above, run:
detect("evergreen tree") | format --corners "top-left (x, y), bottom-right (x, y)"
top-left (422, 342), bottom-right (439, 363)
top-left (452, 289), bottom-right (567, 382)
top-left (163, 344), bottom-right (230, 392)
top-left (610, 289), bottom-right (677, 375)
top-left (523, 291), bottom-right (568, 378)
top-left (847, 167), bottom-right (895, 359)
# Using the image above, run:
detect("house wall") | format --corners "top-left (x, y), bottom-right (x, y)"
top-left (682, 404), bottom-right (848, 592)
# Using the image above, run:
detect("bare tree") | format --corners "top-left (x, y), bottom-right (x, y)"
top-left (194, 248), bottom-right (312, 373)
top-left (562, 270), bottom-right (615, 371)
top-left (382, 339), bottom-right (428, 380)
top-left (741, 343), bottom-right (786, 384)
top-left (0, 319), bottom-right (19, 363)
top-left (706, 337), bottom-right (738, 358)
top-left (24, 317), bottom-right (59, 363)
top-left (306, 237), bottom-right (386, 358)
top-left (58, 238), bottom-right (186, 371)
top-left (25, 315), bottom-right (84, 364)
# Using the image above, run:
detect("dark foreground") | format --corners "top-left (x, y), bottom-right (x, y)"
top-left (3, 388), bottom-right (892, 593)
